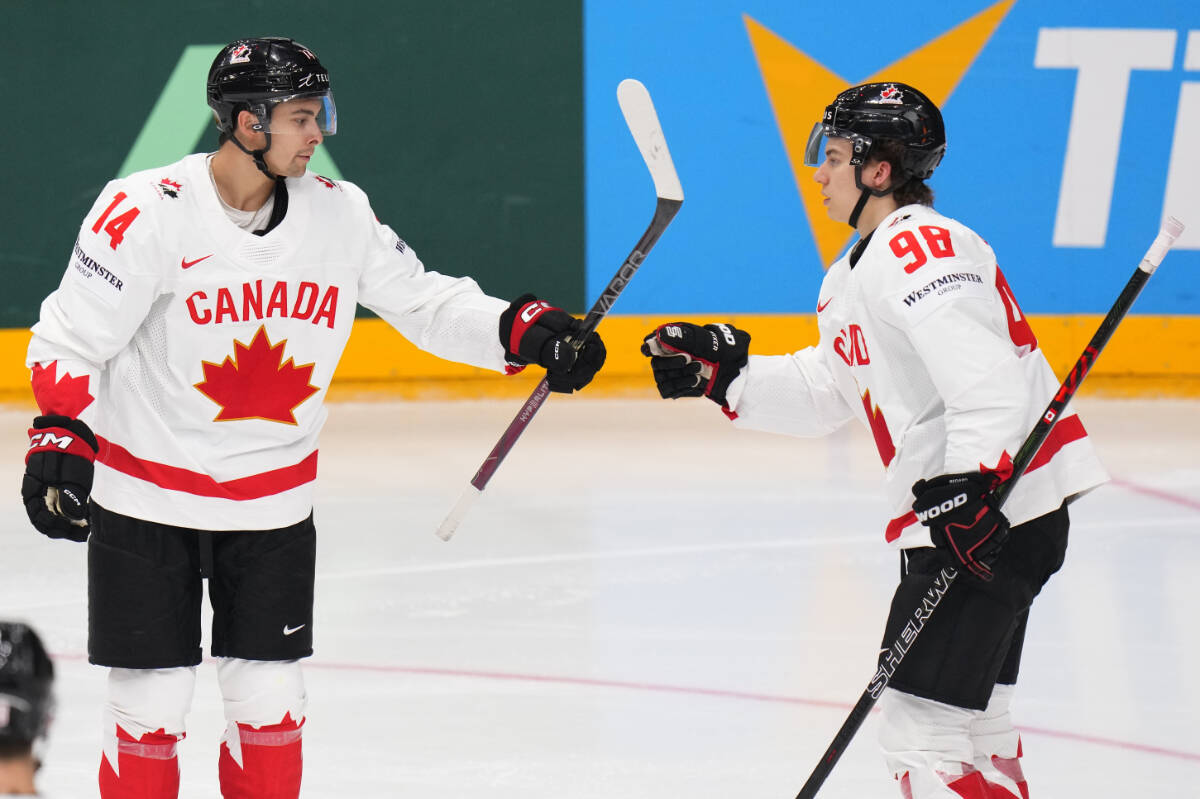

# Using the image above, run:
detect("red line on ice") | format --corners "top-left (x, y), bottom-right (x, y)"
top-left (52, 651), bottom-right (1200, 763)
top-left (1111, 477), bottom-right (1200, 512)
top-left (303, 659), bottom-right (1200, 764)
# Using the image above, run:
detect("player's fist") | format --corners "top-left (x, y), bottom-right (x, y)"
top-left (912, 472), bottom-right (1009, 581)
top-left (500, 294), bottom-right (607, 393)
top-left (640, 322), bottom-right (750, 406)
top-left (23, 415), bottom-right (98, 542)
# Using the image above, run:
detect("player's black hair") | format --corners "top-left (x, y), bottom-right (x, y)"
top-left (870, 140), bottom-right (935, 207)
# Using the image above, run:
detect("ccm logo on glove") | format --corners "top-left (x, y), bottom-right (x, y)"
top-left (30, 430), bottom-right (82, 451)
top-left (28, 424), bottom-right (97, 461)
top-left (23, 414), bottom-right (98, 542)
top-left (499, 294), bottom-right (606, 393)
top-left (519, 300), bottom-right (551, 325)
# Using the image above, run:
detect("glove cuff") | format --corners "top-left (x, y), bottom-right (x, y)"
top-left (704, 325), bottom-right (749, 406)
top-left (499, 294), bottom-right (538, 357)
top-left (28, 415), bottom-right (98, 464)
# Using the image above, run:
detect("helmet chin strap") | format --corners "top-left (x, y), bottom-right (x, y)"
top-left (229, 128), bottom-right (278, 180)
top-left (847, 164), bottom-right (900, 229)
top-left (847, 187), bottom-right (872, 229)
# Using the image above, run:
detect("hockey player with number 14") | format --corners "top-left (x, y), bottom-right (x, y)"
top-left (641, 83), bottom-right (1107, 798)
top-left (21, 37), bottom-right (605, 799)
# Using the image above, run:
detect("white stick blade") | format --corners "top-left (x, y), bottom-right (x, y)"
top-left (1141, 216), bottom-right (1187, 273)
top-left (1164, 216), bottom-right (1185, 240)
top-left (617, 79), bottom-right (684, 202)
top-left (435, 485), bottom-right (482, 541)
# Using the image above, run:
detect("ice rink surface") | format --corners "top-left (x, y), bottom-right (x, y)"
top-left (2, 396), bottom-right (1198, 797)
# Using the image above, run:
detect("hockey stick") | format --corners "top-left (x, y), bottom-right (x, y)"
top-left (435, 79), bottom-right (684, 541)
top-left (792, 216), bottom-right (1185, 799)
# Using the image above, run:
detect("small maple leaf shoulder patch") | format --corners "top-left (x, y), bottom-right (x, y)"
top-left (195, 326), bottom-right (319, 424)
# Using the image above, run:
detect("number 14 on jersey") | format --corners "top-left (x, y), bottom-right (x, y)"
top-left (92, 191), bottom-right (141, 250)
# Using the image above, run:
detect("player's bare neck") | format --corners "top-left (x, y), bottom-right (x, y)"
top-left (0, 756), bottom-right (38, 794)
top-left (210, 145), bottom-right (276, 212)
top-left (854, 196), bottom-right (900, 239)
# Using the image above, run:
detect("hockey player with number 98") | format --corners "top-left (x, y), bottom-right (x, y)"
top-left (21, 37), bottom-right (605, 798)
top-left (641, 83), bottom-right (1107, 797)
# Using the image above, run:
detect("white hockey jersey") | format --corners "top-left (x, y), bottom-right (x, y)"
top-left (28, 153), bottom-right (512, 530)
top-left (724, 204), bottom-right (1108, 548)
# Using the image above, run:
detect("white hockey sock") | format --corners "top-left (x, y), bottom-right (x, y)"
top-left (969, 683), bottom-right (1028, 799)
top-left (99, 667), bottom-right (195, 799)
top-left (216, 658), bottom-right (306, 799)
top-left (878, 689), bottom-right (990, 798)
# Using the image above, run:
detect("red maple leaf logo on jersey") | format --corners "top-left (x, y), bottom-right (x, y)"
top-left (194, 326), bottom-right (319, 424)
top-left (31, 361), bottom-right (95, 417)
top-left (860, 388), bottom-right (895, 467)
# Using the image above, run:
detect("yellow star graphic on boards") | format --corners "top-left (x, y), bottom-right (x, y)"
top-left (745, 0), bottom-right (1016, 267)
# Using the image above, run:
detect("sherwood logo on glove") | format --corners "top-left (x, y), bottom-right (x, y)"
top-left (915, 491), bottom-right (969, 522)
top-left (702, 324), bottom-right (737, 353)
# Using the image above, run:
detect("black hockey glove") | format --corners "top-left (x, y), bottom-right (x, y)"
top-left (22, 415), bottom-right (98, 542)
top-left (912, 472), bottom-right (1010, 582)
top-left (500, 294), bottom-right (607, 393)
top-left (640, 322), bottom-right (750, 407)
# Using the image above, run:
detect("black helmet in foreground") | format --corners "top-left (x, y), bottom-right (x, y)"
top-left (804, 82), bottom-right (945, 181)
top-left (207, 37), bottom-right (336, 136)
top-left (0, 621), bottom-right (55, 746)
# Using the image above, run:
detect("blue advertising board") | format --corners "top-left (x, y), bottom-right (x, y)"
top-left (586, 0), bottom-right (1200, 315)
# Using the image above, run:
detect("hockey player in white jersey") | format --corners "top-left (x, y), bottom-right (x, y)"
top-left (642, 83), bottom-right (1106, 798)
top-left (20, 37), bottom-right (605, 799)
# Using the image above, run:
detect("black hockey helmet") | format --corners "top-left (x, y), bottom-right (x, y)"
top-left (804, 82), bottom-right (945, 180)
top-left (207, 37), bottom-right (336, 135)
top-left (0, 622), bottom-right (55, 746)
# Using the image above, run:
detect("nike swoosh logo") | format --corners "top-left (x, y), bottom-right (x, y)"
top-left (817, 298), bottom-right (833, 312)
top-left (181, 254), bottom-right (213, 269)
top-left (282, 624), bottom-right (306, 636)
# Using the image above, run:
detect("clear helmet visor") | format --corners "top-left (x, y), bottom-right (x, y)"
top-left (803, 123), bottom-right (872, 167)
top-left (252, 91), bottom-right (337, 136)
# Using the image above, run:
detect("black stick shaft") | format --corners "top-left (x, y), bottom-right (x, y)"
top-left (579, 199), bottom-right (683, 338)
top-left (794, 565), bottom-right (957, 798)
top-left (992, 267), bottom-right (1148, 506)
top-left (467, 198), bottom-right (682, 492)
top-left (793, 226), bottom-right (1178, 799)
